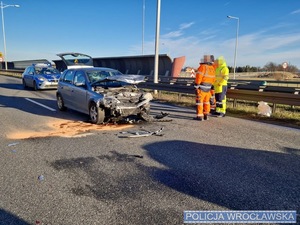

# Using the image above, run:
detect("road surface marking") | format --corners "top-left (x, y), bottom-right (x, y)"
top-left (25, 98), bottom-right (56, 112)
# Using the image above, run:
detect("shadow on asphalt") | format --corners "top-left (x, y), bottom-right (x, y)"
top-left (0, 209), bottom-right (30, 225)
top-left (0, 94), bottom-right (89, 121)
top-left (144, 140), bottom-right (300, 211)
top-left (49, 140), bottom-right (300, 211)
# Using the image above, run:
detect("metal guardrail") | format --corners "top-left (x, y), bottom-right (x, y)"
top-left (0, 69), bottom-right (23, 78)
top-left (138, 80), bottom-right (300, 111)
top-left (1, 70), bottom-right (300, 110)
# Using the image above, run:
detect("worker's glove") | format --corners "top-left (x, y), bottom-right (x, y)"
top-left (194, 85), bottom-right (200, 89)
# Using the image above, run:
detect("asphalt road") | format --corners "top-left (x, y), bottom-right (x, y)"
top-left (0, 75), bottom-right (299, 225)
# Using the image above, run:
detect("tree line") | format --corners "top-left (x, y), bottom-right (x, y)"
top-left (228, 62), bottom-right (299, 73)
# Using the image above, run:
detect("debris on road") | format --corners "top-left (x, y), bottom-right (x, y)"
top-left (118, 127), bottom-right (164, 138)
top-left (132, 155), bottom-right (144, 158)
top-left (38, 175), bottom-right (45, 181)
top-left (154, 111), bottom-right (170, 119)
top-left (8, 142), bottom-right (19, 147)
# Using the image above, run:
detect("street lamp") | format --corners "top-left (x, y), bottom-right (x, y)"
top-left (227, 15), bottom-right (239, 80)
top-left (1, 1), bottom-right (20, 70)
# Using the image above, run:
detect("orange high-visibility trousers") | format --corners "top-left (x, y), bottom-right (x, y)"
top-left (195, 89), bottom-right (211, 117)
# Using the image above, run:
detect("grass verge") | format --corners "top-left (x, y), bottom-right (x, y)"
top-left (151, 91), bottom-right (300, 129)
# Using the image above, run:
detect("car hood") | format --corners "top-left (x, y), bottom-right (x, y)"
top-left (97, 75), bottom-right (146, 84)
top-left (40, 74), bottom-right (61, 79)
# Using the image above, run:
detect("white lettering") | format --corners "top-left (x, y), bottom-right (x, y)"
top-left (226, 212), bottom-right (235, 220)
top-left (288, 213), bottom-right (295, 221)
top-left (191, 213), bottom-right (199, 220)
top-left (185, 212), bottom-right (193, 220)
top-left (249, 213), bottom-right (257, 220)
top-left (207, 213), bottom-right (214, 220)
top-left (236, 213), bottom-right (243, 220)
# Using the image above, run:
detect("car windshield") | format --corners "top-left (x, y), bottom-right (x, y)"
top-left (87, 69), bottom-right (126, 87)
top-left (35, 67), bottom-right (60, 75)
top-left (87, 70), bottom-right (122, 82)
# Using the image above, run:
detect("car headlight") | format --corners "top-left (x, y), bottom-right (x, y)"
top-left (102, 97), bottom-right (121, 107)
top-left (37, 76), bottom-right (46, 81)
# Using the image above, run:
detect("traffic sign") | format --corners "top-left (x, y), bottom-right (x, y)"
top-left (282, 62), bottom-right (288, 69)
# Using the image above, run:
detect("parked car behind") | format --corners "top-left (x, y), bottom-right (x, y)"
top-left (22, 63), bottom-right (61, 90)
top-left (56, 53), bottom-right (152, 124)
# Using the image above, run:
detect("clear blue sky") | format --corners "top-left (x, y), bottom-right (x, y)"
top-left (4, 0), bottom-right (300, 69)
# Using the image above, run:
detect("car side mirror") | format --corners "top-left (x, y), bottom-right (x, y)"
top-left (75, 82), bottom-right (86, 87)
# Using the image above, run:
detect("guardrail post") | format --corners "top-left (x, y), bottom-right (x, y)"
top-left (272, 103), bottom-right (277, 113)
top-left (233, 99), bottom-right (237, 108)
top-left (178, 93), bottom-right (182, 101)
top-left (158, 90), bottom-right (161, 98)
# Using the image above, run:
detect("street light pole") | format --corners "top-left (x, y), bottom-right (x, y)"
top-left (227, 15), bottom-right (239, 80)
top-left (0, 1), bottom-right (20, 70)
top-left (142, 0), bottom-right (145, 55)
top-left (154, 0), bottom-right (161, 84)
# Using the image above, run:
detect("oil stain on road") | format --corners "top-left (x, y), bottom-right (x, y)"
top-left (6, 119), bottom-right (133, 139)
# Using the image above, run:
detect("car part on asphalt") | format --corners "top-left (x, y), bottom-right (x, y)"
top-left (118, 127), bottom-right (164, 138)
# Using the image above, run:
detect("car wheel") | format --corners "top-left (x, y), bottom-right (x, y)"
top-left (89, 103), bottom-right (105, 124)
top-left (57, 94), bottom-right (67, 111)
top-left (22, 79), bottom-right (28, 89)
top-left (33, 81), bottom-right (38, 91)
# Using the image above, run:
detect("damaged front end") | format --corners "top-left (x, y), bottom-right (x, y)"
top-left (95, 86), bottom-right (153, 122)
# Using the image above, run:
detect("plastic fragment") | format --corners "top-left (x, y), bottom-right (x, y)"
top-left (118, 127), bottom-right (164, 138)
top-left (38, 175), bottom-right (44, 181)
top-left (257, 101), bottom-right (272, 117)
top-left (8, 142), bottom-right (19, 147)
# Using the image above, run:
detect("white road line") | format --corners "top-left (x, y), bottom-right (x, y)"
top-left (25, 98), bottom-right (56, 112)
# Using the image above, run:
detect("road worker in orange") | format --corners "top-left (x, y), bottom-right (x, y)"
top-left (194, 55), bottom-right (216, 121)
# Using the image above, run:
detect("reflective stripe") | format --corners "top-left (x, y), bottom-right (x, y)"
top-left (204, 74), bottom-right (215, 78)
top-left (199, 85), bottom-right (211, 92)
top-left (196, 103), bottom-right (203, 106)
top-left (203, 102), bottom-right (210, 105)
top-left (197, 114), bottom-right (204, 117)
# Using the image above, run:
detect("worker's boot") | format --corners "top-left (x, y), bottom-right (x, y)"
top-left (194, 116), bottom-right (203, 121)
top-left (204, 114), bottom-right (209, 120)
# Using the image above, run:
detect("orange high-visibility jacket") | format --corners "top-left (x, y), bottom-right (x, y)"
top-left (195, 63), bottom-right (216, 91)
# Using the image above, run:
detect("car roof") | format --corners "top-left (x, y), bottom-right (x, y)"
top-left (66, 67), bottom-right (120, 72)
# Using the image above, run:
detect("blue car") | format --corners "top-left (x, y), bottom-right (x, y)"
top-left (22, 63), bottom-right (61, 90)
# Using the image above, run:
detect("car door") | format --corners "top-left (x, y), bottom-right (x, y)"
top-left (58, 70), bottom-right (75, 108)
top-left (24, 67), bottom-right (35, 87)
top-left (70, 71), bottom-right (89, 114)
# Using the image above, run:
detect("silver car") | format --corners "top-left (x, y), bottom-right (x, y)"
top-left (56, 53), bottom-right (152, 124)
